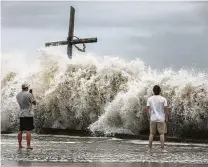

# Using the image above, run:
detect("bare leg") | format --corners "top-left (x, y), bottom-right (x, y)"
top-left (148, 134), bottom-right (154, 151)
top-left (26, 131), bottom-right (33, 149)
top-left (160, 134), bottom-right (167, 152)
top-left (18, 131), bottom-right (23, 148)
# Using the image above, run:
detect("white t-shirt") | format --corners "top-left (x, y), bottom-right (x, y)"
top-left (16, 91), bottom-right (35, 117)
top-left (147, 95), bottom-right (167, 122)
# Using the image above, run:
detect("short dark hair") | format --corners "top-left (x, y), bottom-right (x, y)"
top-left (153, 85), bottom-right (161, 95)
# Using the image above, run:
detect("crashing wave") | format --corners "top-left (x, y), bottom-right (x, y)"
top-left (1, 48), bottom-right (208, 138)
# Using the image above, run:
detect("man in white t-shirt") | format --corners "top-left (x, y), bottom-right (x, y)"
top-left (146, 85), bottom-right (168, 153)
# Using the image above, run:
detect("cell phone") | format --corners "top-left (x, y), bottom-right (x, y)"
top-left (29, 89), bottom-right (33, 94)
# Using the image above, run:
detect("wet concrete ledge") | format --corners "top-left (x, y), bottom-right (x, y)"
top-left (2, 128), bottom-right (208, 144)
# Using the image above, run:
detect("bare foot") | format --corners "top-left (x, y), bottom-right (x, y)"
top-left (18, 146), bottom-right (24, 149)
top-left (161, 149), bottom-right (168, 153)
top-left (147, 148), bottom-right (152, 153)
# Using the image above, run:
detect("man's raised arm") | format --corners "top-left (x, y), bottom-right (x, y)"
top-left (29, 89), bottom-right (36, 105)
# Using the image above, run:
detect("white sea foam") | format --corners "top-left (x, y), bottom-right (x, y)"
top-left (1, 48), bottom-right (208, 137)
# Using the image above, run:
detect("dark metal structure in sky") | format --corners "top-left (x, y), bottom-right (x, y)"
top-left (45, 6), bottom-right (97, 59)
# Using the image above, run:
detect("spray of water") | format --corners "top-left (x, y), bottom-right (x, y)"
top-left (1, 48), bottom-right (208, 137)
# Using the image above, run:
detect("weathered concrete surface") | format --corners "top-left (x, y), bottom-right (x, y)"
top-left (1, 134), bottom-right (208, 167)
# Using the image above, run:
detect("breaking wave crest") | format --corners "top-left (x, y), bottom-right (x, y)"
top-left (1, 48), bottom-right (208, 137)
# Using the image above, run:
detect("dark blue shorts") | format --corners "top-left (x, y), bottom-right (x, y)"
top-left (19, 117), bottom-right (34, 131)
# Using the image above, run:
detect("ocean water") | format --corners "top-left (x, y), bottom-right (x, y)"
top-left (1, 48), bottom-right (208, 137)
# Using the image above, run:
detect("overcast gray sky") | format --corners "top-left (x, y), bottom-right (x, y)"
top-left (1, 1), bottom-right (208, 70)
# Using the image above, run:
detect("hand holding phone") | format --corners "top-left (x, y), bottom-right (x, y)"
top-left (29, 89), bottom-right (33, 94)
